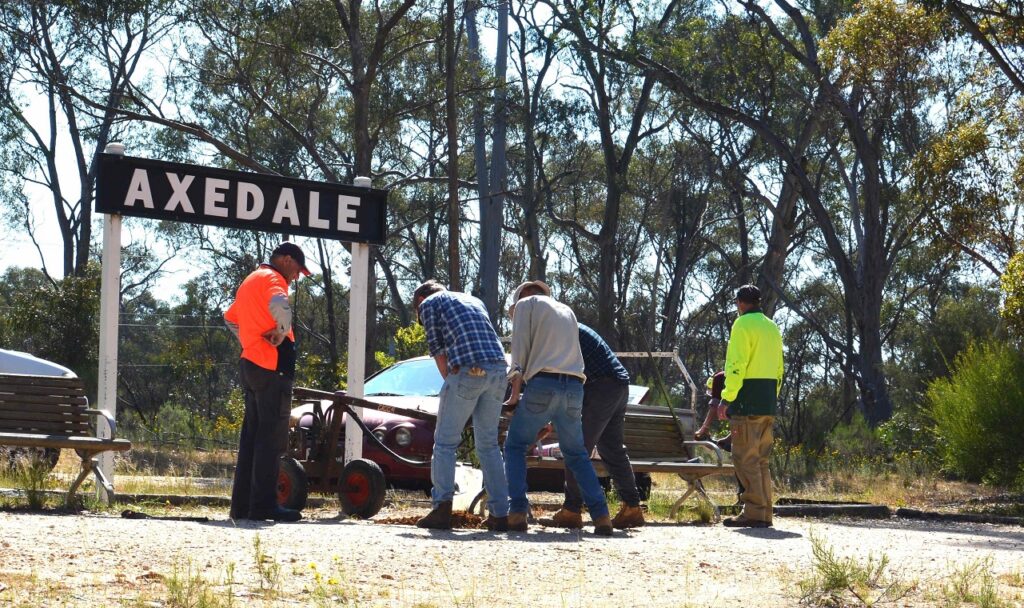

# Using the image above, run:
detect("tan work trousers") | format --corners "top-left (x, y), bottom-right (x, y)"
top-left (729, 415), bottom-right (774, 523)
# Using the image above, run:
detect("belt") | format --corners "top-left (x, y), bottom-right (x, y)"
top-left (533, 371), bottom-right (582, 383)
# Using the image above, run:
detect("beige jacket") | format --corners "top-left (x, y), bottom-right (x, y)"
top-left (509, 295), bottom-right (586, 383)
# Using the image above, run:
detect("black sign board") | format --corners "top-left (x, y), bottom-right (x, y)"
top-left (96, 154), bottom-right (387, 245)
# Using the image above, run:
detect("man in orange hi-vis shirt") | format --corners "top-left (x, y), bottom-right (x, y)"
top-left (224, 242), bottom-right (310, 522)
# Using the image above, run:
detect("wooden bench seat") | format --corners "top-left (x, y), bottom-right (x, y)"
top-left (0, 373), bottom-right (131, 505)
top-left (524, 404), bottom-right (734, 518)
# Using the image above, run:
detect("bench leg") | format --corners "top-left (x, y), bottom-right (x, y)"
top-left (670, 475), bottom-right (721, 522)
top-left (66, 451), bottom-right (115, 507)
top-left (468, 489), bottom-right (488, 516)
top-left (669, 480), bottom-right (698, 519)
top-left (66, 454), bottom-right (94, 508)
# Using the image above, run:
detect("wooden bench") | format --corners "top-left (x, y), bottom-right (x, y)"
top-left (525, 404), bottom-right (734, 519)
top-left (0, 373), bottom-right (131, 505)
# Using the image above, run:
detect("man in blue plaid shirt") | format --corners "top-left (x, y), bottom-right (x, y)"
top-left (411, 280), bottom-right (509, 531)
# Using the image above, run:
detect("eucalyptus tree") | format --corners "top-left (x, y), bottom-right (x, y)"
top-left (604, 0), bottom-right (947, 425)
top-left (541, 0), bottom-right (681, 345)
top-left (0, 0), bottom-right (176, 279)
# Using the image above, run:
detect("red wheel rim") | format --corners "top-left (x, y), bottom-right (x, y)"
top-left (343, 472), bottom-right (370, 506)
top-left (277, 471), bottom-right (292, 503)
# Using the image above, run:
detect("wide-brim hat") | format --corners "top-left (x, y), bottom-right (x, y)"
top-left (511, 280), bottom-right (552, 302)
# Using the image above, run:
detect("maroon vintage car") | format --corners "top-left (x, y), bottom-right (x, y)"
top-left (288, 355), bottom-right (653, 499)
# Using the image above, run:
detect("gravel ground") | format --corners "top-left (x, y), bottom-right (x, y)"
top-left (1, 504), bottom-right (1023, 607)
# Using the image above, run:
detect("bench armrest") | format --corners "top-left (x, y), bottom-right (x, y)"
top-left (683, 440), bottom-right (724, 466)
top-left (84, 408), bottom-right (117, 438)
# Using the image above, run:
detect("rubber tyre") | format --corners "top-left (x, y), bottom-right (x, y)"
top-left (276, 457), bottom-right (308, 511)
top-left (635, 472), bottom-right (653, 501)
top-left (338, 458), bottom-right (386, 519)
top-left (0, 447), bottom-right (60, 473)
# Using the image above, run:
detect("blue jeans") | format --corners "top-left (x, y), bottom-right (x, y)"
top-left (504, 375), bottom-right (609, 519)
top-left (431, 361), bottom-right (509, 517)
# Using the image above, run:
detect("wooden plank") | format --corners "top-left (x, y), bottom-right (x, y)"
top-left (0, 432), bottom-right (130, 451)
top-left (0, 374), bottom-right (84, 388)
top-left (0, 410), bottom-right (89, 424)
top-left (0, 402), bottom-right (88, 415)
top-left (0, 394), bottom-right (87, 407)
top-left (0, 421), bottom-right (88, 435)
top-left (0, 384), bottom-right (85, 397)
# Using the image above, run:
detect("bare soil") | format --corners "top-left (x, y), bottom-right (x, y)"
top-left (1, 501), bottom-right (1022, 607)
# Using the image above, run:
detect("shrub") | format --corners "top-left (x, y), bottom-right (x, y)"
top-left (927, 340), bottom-right (1024, 487)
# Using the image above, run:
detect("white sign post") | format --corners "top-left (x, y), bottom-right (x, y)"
top-left (96, 142), bottom-right (125, 503)
top-left (344, 176), bottom-right (372, 464)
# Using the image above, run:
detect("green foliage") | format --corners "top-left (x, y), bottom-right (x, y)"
top-left (938, 558), bottom-right (1010, 608)
top-left (374, 323), bottom-right (428, 369)
top-left (820, 0), bottom-right (944, 88)
top-left (799, 534), bottom-right (912, 606)
top-left (0, 265), bottom-right (101, 390)
top-left (927, 340), bottom-right (1024, 487)
top-left (123, 401), bottom-right (241, 450)
top-left (1002, 252), bottom-right (1024, 340)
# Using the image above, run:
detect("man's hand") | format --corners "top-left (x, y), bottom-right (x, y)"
top-left (262, 329), bottom-right (286, 347)
top-left (504, 374), bottom-right (523, 409)
top-left (717, 402), bottom-right (729, 420)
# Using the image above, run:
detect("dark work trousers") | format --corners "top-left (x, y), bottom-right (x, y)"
top-left (563, 379), bottom-right (640, 510)
top-left (230, 358), bottom-right (293, 518)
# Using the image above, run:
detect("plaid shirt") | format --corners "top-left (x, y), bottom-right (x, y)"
top-left (578, 323), bottom-right (629, 384)
top-left (419, 291), bottom-right (505, 368)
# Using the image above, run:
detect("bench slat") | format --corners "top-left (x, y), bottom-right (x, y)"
top-left (0, 384), bottom-right (85, 396)
top-left (0, 373), bottom-right (82, 385)
top-left (0, 432), bottom-right (131, 451)
top-left (0, 402), bottom-right (91, 416)
top-left (0, 422), bottom-right (89, 435)
top-left (0, 409), bottom-right (89, 422)
top-left (0, 394), bottom-right (88, 407)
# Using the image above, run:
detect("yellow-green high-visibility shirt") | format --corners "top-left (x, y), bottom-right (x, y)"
top-left (722, 310), bottom-right (784, 416)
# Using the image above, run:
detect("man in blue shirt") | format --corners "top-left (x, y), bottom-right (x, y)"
top-left (546, 323), bottom-right (645, 529)
top-left (412, 280), bottom-right (510, 531)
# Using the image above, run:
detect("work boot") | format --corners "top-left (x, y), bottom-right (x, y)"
top-left (611, 504), bottom-right (645, 529)
top-left (592, 514), bottom-right (613, 536)
top-left (484, 514), bottom-right (508, 532)
top-left (507, 511), bottom-right (529, 532)
top-left (416, 501), bottom-right (453, 529)
top-left (547, 507), bottom-right (583, 529)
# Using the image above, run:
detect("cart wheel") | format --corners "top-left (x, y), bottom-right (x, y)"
top-left (277, 457), bottom-right (308, 511)
top-left (338, 458), bottom-right (386, 519)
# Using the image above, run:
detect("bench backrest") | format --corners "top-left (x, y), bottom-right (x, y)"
top-left (0, 374), bottom-right (91, 437)
top-left (622, 405), bottom-right (694, 460)
top-left (514, 403), bottom-right (696, 459)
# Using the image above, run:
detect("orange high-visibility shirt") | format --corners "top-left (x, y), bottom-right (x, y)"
top-left (224, 265), bottom-right (294, 371)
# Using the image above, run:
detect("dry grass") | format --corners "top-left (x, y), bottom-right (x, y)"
top-left (648, 467), bottom-right (1005, 513)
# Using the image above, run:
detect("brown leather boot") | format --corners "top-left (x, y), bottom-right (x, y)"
top-left (592, 514), bottom-right (613, 536)
top-left (547, 507), bottom-right (583, 529)
top-left (611, 505), bottom-right (645, 529)
top-left (416, 501), bottom-right (453, 529)
top-left (484, 515), bottom-right (508, 532)
top-left (507, 511), bottom-right (529, 532)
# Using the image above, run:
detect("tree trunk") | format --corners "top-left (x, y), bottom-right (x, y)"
top-left (445, 0), bottom-right (461, 291)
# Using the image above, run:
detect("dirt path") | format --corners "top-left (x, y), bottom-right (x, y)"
top-left (1, 505), bottom-right (1022, 607)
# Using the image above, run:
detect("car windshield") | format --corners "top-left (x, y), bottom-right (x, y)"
top-left (364, 358), bottom-right (444, 397)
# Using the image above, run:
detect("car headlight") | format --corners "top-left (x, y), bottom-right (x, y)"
top-left (372, 429), bottom-right (387, 443)
top-left (394, 427), bottom-right (413, 447)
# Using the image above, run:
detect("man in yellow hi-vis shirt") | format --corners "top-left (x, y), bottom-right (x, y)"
top-left (721, 285), bottom-right (784, 528)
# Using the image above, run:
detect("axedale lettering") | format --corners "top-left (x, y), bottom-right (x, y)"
top-left (96, 154), bottom-right (388, 244)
